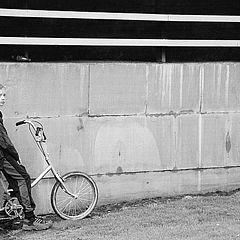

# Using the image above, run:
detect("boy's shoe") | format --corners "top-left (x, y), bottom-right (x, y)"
top-left (22, 217), bottom-right (53, 231)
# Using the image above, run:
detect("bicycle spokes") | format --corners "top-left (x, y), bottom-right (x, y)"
top-left (58, 177), bottom-right (94, 214)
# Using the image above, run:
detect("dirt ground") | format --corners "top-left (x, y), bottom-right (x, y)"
top-left (2, 189), bottom-right (240, 240)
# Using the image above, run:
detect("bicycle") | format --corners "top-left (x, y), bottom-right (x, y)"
top-left (0, 119), bottom-right (98, 222)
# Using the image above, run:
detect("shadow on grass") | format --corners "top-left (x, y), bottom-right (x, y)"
top-left (92, 188), bottom-right (240, 217)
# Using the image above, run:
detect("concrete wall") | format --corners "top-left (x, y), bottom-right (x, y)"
top-left (1, 62), bottom-right (240, 214)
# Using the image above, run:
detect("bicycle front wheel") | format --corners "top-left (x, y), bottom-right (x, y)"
top-left (51, 171), bottom-right (98, 220)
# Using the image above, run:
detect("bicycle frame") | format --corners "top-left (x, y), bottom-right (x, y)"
top-left (31, 143), bottom-right (76, 198)
top-left (21, 120), bottom-right (77, 199)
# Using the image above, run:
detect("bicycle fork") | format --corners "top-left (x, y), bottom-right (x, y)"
top-left (51, 168), bottom-right (78, 199)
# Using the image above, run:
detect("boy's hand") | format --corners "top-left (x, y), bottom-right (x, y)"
top-left (18, 157), bottom-right (22, 165)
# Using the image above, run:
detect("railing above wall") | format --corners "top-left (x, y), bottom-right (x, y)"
top-left (0, 7), bottom-right (240, 62)
top-left (0, 37), bottom-right (240, 47)
top-left (0, 8), bottom-right (240, 47)
top-left (1, 8), bottom-right (240, 22)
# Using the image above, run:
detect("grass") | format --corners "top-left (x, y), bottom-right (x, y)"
top-left (2, 190), bottom-right (240, 239)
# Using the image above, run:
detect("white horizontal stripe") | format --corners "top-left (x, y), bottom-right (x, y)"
top-left (0, 37), bottom-right (240, 46)
top-left (0, 8), bottom-right (240, 22)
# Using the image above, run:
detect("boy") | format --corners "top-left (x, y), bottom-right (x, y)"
top-left (0, 84), bottom-right (52, 231)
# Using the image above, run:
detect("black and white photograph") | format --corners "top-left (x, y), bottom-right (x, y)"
top-left (1, 1), bottom-right (240, 239)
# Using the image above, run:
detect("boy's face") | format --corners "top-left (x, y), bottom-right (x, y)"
top-left (0, 88), bottom-right (6, 107)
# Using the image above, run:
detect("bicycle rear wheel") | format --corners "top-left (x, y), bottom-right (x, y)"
top-left (51, 171), bottom-right (98, 220)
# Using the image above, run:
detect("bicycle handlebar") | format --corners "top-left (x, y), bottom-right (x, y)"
top-left (16, 120), bottom-right (37, 130)
top-left (16, 120), bottom-right (26, 126)
top-left (16, 119), bottom-right (46, 142)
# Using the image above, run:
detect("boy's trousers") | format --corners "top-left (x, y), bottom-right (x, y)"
top-left (1, 151), bottom-right (36, 218)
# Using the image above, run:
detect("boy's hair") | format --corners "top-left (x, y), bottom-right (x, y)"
top-left (0, 84), bottom-right (5, 90)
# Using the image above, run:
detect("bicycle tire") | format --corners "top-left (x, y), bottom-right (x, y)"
top-left (51, 171), bottom-right (98, 220)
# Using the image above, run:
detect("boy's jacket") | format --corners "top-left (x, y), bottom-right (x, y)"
top-left (0, 111), bottom-right (19, 162)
